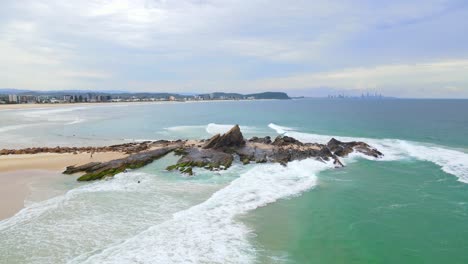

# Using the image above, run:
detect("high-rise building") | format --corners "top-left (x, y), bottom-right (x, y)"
top-left (8, 94), bottom-right (18, 103)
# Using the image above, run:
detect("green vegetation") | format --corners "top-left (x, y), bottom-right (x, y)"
top-left (173, 148), bottom-right (188, 156)
top-left (77, 160), bottom-right (150, 181)
top-left (245, 92), bottom-right (290, 100)
top-left (77, 168), bottom-right (125, 181)
top-left (166, 158), bottom-right (233, 175)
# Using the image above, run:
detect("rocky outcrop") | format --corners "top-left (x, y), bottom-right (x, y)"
top-left (3, 126), bottom-right (383, 181)
top-left (166, 147), bottom-right (233, 174)
top-left (203, 125), bottom-right (245, 150)
top-left (0, 140), bottom-right (175, 156)
top-left (64, 143), bottom-right (182, 181)
top-left (169, 132), bottom-right (383, 175)
top-left (248, 136), bottom-right (272, 144)
top-left (272, 136), bottom-right (303, 146)
top-left (327, 138), bottom-right (383, 158)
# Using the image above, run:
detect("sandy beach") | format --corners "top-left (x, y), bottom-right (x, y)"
top-left (0, 152), bottom-right (127, 173)
top-left (0, 152), bottom-right (127, 220)
top-left (0, 102), bottom-right (135, 111)
top-left (0, 99), bottom-right (259, 111)
top-left (0, 170), bottom-right (69, 220)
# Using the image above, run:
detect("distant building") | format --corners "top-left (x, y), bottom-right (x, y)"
top-left (18, 95), bottom-right (37, 104)
top-left (8, 94), bottom-right (18, 103)
top-left (63, 95), bottom-right (73, 102)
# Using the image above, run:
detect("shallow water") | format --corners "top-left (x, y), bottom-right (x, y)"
top-left (1, 99), bottom-right (467, 263)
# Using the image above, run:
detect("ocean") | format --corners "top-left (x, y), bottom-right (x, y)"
top-left (0, 98), bottom-right (468, 263)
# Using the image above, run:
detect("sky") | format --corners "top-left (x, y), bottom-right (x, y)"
top-left (1, 0), bottom-right (468, 98)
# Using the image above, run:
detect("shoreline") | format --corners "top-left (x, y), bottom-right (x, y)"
top-left (0, 152), bottom-right (128, 220)
top-left (0, 99), bottom-right (276, 111)
top-left (0, 152), bottom-right (128, 173)
top-left (0, 170), bottom-right (69, 220)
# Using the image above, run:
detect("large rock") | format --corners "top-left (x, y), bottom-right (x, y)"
top-left (202, 134), bottom-right (221, 149)
top-left (167, 147), bottom-right (234, 174)
top-left (203, 125), bottom-right (245, 149)
top-left (248, 136), bottom-right (272, 144)
top-left (327, 138), bottom-right (383, 158)
top-left (272, 136), bottom-right (303, 146)
top-left (65, 143), bottom-right (183, 181)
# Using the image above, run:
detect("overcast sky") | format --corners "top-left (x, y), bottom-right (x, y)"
top-left (1, 0), bottom-right (468, 98)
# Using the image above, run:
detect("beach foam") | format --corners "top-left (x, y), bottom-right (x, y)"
top-left (16, 107), bottom-right (89, 125)
top-left (269, 123), bottom-right (468, 183)
top-left (159, 123), bottom-right (262, 139)
top-left (66, 118), bottom-right (86, 125)
top-left (71, 159), bottom-right (333, 264)
top-left (0, 171), bottom-right (221, 263)
top-left (0, 123), bottom-right (41, 133)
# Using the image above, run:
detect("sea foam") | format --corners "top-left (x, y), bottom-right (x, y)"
top-left (269, 123), bottom-right (468, 183)
top-left (0, 171), bottom-right (219, 263)
top-left (0, 123), bottom-right (41, 133)
top-left (70, 159), bottom-right (333, 264)
top-left (206, 123), bottom-right (258, 135)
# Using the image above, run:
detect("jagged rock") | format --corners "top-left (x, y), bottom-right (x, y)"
top-left (168, 147), bottom-right (233, 172)
top-left (203, 125), bottom-right (245, 150)
top-left (327, 138), bottom-right (383, 158)
top-left (63, 162), bottom-right (102, 174)
top-left (4, 125), bottom-right (384, 181)
top-left (0, 141), bottom-right (177, 156)
top-left (248, 136), bottom-right (272, 144)
top-left (272, 136), bottom-right (303, 146)
top-left (203, 134), bottom-right (221, 149)
top-left (65, 143), bottom-right (182, 181)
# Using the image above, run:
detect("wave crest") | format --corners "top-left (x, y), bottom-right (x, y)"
top-left (269, 123), bottom-right (468, 183)
top-left (72, 159), bottom-right (333, 264)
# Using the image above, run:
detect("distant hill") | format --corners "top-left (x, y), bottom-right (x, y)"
top-left (0, 88), bottom-right (32, 94)
top-left (197, 92), bottom-right (290, 100)
top-left (245, 92), bottom-right (290, 99)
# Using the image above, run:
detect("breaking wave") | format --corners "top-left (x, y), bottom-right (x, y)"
top-left (269, 123), bottom-right (468, 183)
top-left (0, 123), bottom-right (41, 133)
top-left (160, 123), bottom-right (262, 138)
top-left (205, 123), bottom-right (259, 135)
top-left (71, 159), bottom-right (333, 264)
top-left (0, 171), bottom-right (221, 263)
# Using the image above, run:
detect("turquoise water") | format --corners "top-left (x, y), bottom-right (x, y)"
top-left (0, 99), bottom-right (468, 263)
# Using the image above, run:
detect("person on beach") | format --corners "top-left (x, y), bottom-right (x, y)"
top-left (90, 150), bottom-right (95, 159)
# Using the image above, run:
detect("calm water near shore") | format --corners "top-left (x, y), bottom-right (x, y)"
top-left (1, 99), bottom-right (468, 263)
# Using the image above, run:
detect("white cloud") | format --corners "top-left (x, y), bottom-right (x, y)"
top-left (0, 0), bottom-right (466, 96)
top-left (249, 59), bottom-right (468, 97)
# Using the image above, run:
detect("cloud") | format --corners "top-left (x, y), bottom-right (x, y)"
top-left (250, 59), bottom-right (468, 98)
top-left (0, 0), bottom-right (467, 96)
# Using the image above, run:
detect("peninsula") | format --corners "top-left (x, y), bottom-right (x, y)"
top-left (0, 126), bottom-right (383, 181)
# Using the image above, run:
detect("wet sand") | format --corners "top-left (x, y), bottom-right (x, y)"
top-left (0, 170), bottom-right (71, 220)
top-left (0, 152), bottom-right (127, 220)
top-left (0, 102), bottom-right (135, 111)
top-left (0, 152), bottom-right (127, 173)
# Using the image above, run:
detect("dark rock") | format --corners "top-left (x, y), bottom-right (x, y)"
top-left (169, 147), bottom-right (234, 172)
top-left (63, 162), bottom-right (102, 174)
top-left (4, 125), bottom-right (384, 181)
top-left (202, 134), bottom-right (221, 149)
top-left (272, 136), bottom-right (303, 146)
top-left (327, 138), bottom-right (383, 158)
top-left (68, 143), bottom-right (182, 181)
top-left (203, 125), bottom-right (245, 150)
top-left (248, 136), bottom-right (272, 144)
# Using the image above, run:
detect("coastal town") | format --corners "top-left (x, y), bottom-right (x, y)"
top-left (0, 91), bottom-right (290, 105)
